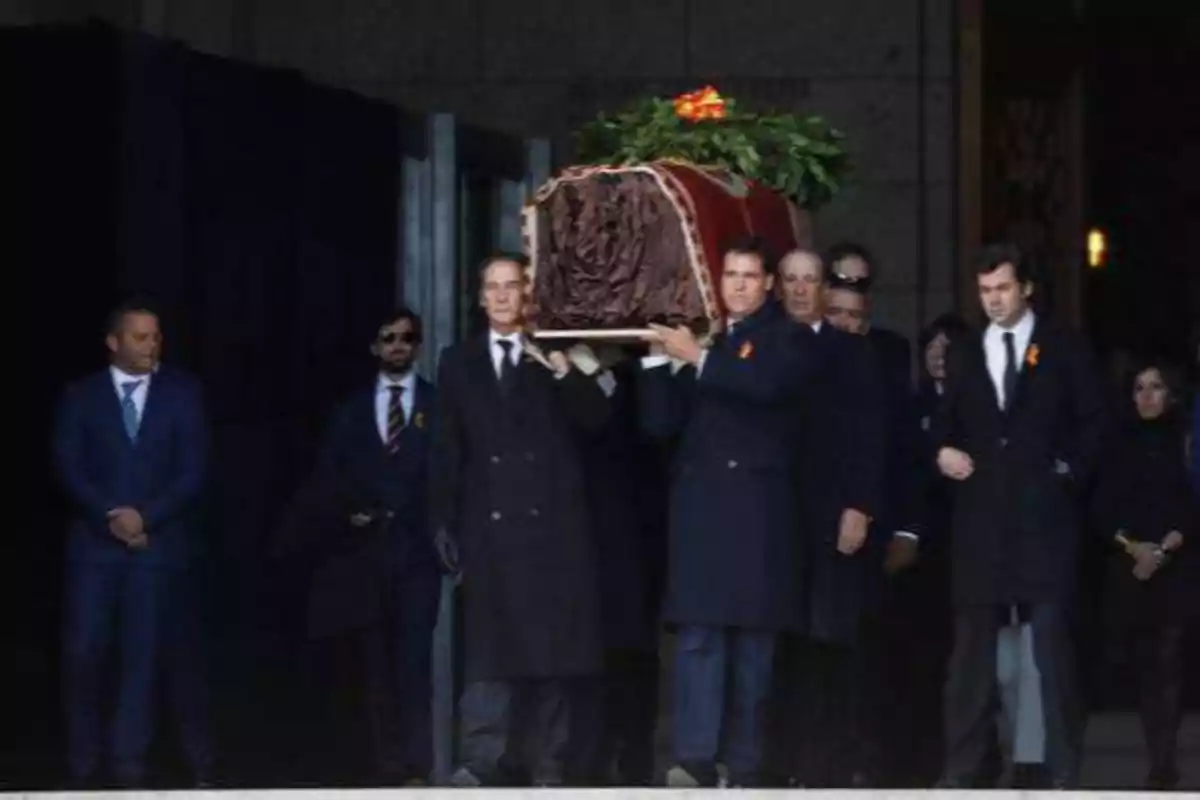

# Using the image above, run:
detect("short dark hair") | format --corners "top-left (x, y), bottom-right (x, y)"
top-left (478, 251), bottom-right (529, 278)
top-left (721, 235), bottom-right (776, 276)
top-left (976, 241), bottom-right (1032, 284)
top-left (377, 306), bottom-right (423, 344)
top-left (919, 312), bottom-right (970, 352)
top-left (824, 241), bottom-right (876, 275)
top-left (105, 298), bottom-right (159, 336)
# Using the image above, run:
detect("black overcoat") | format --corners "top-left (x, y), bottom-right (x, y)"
top-left (429, 335), bottom-right (608, 681)
top-left (639, 301), bottom-right (816, 631)
top-left (930, 317), bottom-right (1108, 606)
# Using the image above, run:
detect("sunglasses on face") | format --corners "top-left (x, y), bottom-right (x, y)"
top-left (827, 272), bottom-right (873, 293)
top-left (379, 330), bottom-right (419, 345)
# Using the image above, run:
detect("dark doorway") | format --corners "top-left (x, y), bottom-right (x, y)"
top-left (1080, 2), bottom-right (1199, 716)
top-left (1082, 2), bottom-right (1199, 368)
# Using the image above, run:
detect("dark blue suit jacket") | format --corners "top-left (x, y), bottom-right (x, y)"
top-left (319, 377), bottom-right (436, 570)
top-left (53, 366), bottom-right (208, 568)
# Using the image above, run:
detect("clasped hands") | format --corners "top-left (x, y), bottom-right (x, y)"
top-left (937, 447), bottom-right (974, 481)
top-left (107, 507), bottom-right (147, 549)
top-left (1127, 531), bottom-right (1183, 582)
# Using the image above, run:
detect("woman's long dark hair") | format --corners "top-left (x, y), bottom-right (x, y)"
top-left (1122, 357), bottom-right (1186, 428)
top-left (917, 312), bottom-right (970, 392)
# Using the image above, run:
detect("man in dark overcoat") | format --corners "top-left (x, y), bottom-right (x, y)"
top-left (638, 236), bottom-right (816, 788)
top-left (932, 242), bottom-right (1108, 788)
top-left (564, 346), bottom-right (668, 786)
top-left (429, 253), bottom-right (608, 787)
top-left (764, 249), bottom-right (886, 787)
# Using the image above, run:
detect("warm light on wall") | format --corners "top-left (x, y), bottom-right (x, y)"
top-left (1087, 228), bottom-right (1107, 268)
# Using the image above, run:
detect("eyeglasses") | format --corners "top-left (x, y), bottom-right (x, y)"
top-left (827, 272), bottom-right (873, 293)
top-left (379, 331), bottom-right (419, 345)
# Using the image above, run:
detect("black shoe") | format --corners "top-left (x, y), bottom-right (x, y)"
top-left (1147, 765), bottom-right (1180, 791)
top-left (1012, 764), bottom-right (1048, 789)
top-left (62, 775), bottom-right (95, 791)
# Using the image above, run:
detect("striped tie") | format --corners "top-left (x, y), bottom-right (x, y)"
top-left (386, 385), bottom-right (406, 455)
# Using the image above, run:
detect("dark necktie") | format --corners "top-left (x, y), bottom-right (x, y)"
top-left (496, 339), bottom-right (517, 396)
top-left (386, 385), bottom-right (406, 455)
top-left (1002, 331), bottom-right (1018, 410)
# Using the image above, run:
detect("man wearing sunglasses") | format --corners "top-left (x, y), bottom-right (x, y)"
top-left (311, 307), bottom-right (440, 785)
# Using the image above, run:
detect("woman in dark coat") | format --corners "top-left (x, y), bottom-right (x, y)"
top-left (1094, 359), bottom-right (1195, 790)
top-left (891, 312), bottom-right (969, 786)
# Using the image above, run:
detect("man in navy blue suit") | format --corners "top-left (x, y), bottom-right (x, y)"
top-left (639, 236), bottom-right (816, 788)
top-left (53, 300), bottom-right (208, 788)
top-left (315, 307), bottom-right (441, 785)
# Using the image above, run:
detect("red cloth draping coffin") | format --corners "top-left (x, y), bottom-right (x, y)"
top-left (522, 160), bottom-right (811, 337)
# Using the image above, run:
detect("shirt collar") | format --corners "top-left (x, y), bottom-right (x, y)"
top-left (377, 370), bottom-right (416, 393)
top-left (987, 309), bottom-right (1035, 341)
top-left (489, 328), bottom-right (524, 350)
top-left (110, 365), bottom-right (153, 386)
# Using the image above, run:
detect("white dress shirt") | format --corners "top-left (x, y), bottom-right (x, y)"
top-left (110, 365), bottom-right (151, 422)
top-left (638, 319), bottom-right (739, 375)
top-left (374, 370), bottom-right (417, 444)
top-left (983, 310), bottom-right (1035, 409)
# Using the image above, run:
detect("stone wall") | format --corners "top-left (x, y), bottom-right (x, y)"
top-left (6, 0), bottom-right (961, 347)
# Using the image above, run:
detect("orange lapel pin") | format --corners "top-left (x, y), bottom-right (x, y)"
top-left (738, 340), bottom-right (754, 360)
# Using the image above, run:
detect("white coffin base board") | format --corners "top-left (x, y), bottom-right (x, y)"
top-left (0, 791), bottom-right (1180, 800)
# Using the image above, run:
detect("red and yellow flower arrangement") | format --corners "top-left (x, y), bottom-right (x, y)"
top-left (574, 85), bottom-right (849, 209)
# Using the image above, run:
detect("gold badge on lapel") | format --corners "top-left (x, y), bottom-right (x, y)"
top-left (738, 340), bottom-right (754, 360)
top-left (413, 412), bottom-right (425, 429)
top-left (1025, 344), bottom-right (1040, 369)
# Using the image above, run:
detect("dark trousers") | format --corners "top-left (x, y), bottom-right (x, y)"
top-left (362, 570), bottom-right (440, 781)
top-left (943, 603), bottom-right (1080, 786)
top-left (672, 625), bottom-right (775, 784)
top-left (567, 648), bottom-right (659, 785)
top-left (62, 560), bottom-right (171, 783)
top-left (856, 575), bottom-right (952, 787)
top-left (1133, 622), bottom-right (1185, 778)
top-left (459, 679), bottom-right (572, 785)
top-left (765, 636), bottom-right (856, 786)
top-left (164, 569), bottom-right (213, 781)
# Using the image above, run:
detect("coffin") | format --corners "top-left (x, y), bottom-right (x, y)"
top-left (522, 160), bottom-right (812, 340)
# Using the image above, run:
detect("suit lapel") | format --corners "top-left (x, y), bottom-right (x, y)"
top-left (410, 379), bottom-right (432, 432)
top-left (355, 388), bottom-right (387, 455)
top-left (96, 374), bottom-right (133, 446)
top-left (469, 335), bottom-right (504, 410)
top-left (1004, 317), bottom-right (1042, 417)
top-left (973, 331), bottom-right (1006, 418)
top-left (136, 375), bottom-right (166, 446)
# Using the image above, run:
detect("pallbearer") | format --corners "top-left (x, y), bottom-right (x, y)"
top-left (429, 253), bottom-right (608, 787)
top-left (638, 236), bottom-right (815, 788)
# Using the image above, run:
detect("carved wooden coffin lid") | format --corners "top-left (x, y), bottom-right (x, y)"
top-left (523, 160), bottom-right (811, 338)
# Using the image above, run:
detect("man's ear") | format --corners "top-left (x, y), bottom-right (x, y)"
top-left (105, 334), bottom-right (119, 355)
top-left (1021, 281), bottom-right (1034, 300)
